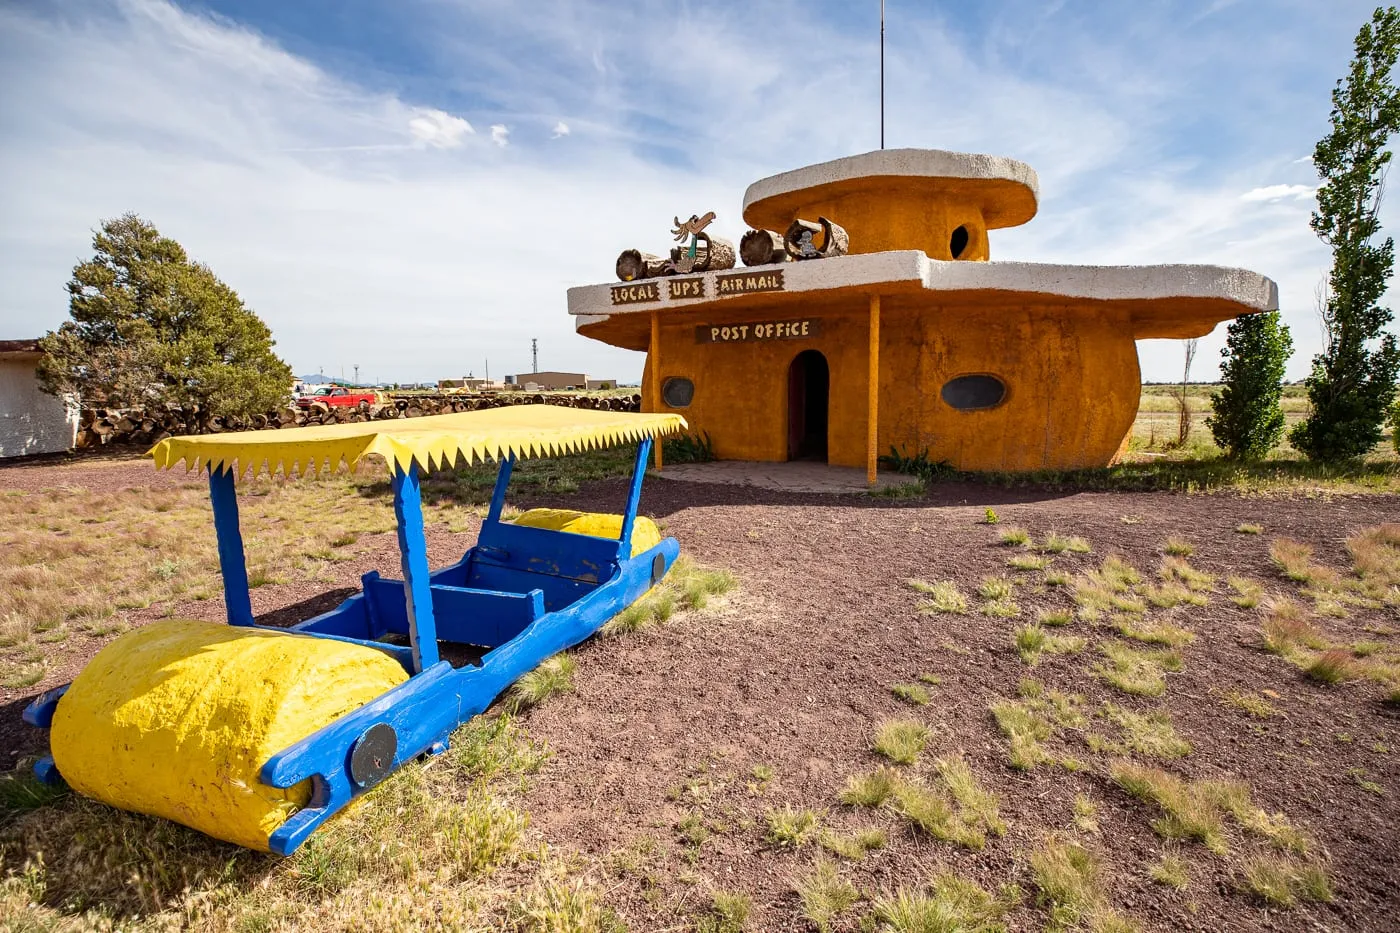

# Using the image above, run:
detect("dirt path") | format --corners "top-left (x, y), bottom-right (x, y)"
top-left (518, 478), bottom-right (1400, 932)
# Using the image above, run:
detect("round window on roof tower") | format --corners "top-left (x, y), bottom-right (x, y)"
top-left (950, 225), bottom-right (970, 260)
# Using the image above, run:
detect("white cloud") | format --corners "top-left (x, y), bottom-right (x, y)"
top-left (551, 121), bottom-right (570, 138)
top-left (0, 0), bottom-right (1380, 384)
top-left (1240, 183), bottom-right (1316, 202)
top-left (407, 108), bottom-right (473, 149)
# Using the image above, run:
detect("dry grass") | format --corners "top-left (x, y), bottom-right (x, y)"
top-left (910, 579), bottom-right (968, 615)
top-left (840, 767), bottom-right (902, 807)
top-left (1093, 642), bottom-right (1181, 698)
top-left (1009, 553), bottom-right (1052, 571)
top-left (1073, 795), bottom-right (1099, 834)
top-left (1227, 576), bottom-right (1264, 609)
top-left (935, 755), bottom-right (1007, 839)
top-left (982, 598), bottom-right (1021, 618)
top-left (1158, 556), bottom-right (1213, 593)
top-left (1222, 690), bottom-right (1277, 719)
top-left (1259, 598), bottom-right (1324, 657)
top-left (0, 470), bottom-right (477, 684)
top-left (794, 858), bottom-right (859, 932)
top-left (604, 556), bottom-right (736, 637)
top-left (1163, 537), bottom-right (1194, 557)
top-left (1103, 704), bottom-right (1192, 759)
top-left (991, 685), bottom-right (1085, 771)
top-left (506, 653), bottom-right (577, 713)
top-left (1110, 762), bottom-right (1311, 857)
top-left (1302, 649), bottom-right (1358, 685)
top-left (999, 526), bottom-right (1031, 547)
top-left (766, 806), bottom-right (821, 847)
top-left (1040, 532), bottom-right (1092, 554)
top-left (978, 576), bottom-right (1014, 601)
top-left (1148, 852), bottom-right (1189, 889)
top-left (1239, 855), bottom-right (1333, 907)
top-left (1072, 557), bottom-right (1149, 620)
top-left (0, 712), bottom-right (555, 929)
top-left (871, 873), bottom-right (1015, 933)
top-left (1016, 624), bottom-right (1086, 665)
top-left (1111, 618), bottom-right (1196, 648)
top-left (888, 760), bottom-right (1005, 851)
top-left (873, 719), bottom-right (931, 765)
top-left (992, 700), bottom-right (1054, 770)
top-left (891, 682), bottom-right (931, 705)
top-left (819, 827), bottom-right (887, 861)
top-left (1029, 835), bottom-right (1139, 932)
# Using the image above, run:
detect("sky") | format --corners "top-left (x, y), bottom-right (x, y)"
top-left (0, 0), bottom-right (1388, 384)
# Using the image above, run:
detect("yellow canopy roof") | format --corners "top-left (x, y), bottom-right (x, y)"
top-left (148, 406), bottom-right (688, 478)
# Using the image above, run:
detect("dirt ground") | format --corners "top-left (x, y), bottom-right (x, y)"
top-left (2, 454), bottom-right (1398, 931)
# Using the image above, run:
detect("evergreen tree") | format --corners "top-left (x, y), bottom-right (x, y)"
top-left (37, 214), bottom-right (292, 418)
top-left (1291, 7), bottom-right (1400, 460)
top-left (1207, 311), bottom-right (1293, 459)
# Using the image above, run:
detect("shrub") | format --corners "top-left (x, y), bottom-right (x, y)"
top-left (663, 430), bottom-right (716, 463)
top-left (1207, 311), bottom-right (1293, 459)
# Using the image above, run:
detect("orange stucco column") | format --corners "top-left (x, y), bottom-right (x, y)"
top-left (867, 295), bottom-right (880, 485)
top-left (649, 311), bottom-right (662, 470)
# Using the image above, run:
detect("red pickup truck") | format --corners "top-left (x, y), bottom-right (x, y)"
top-left (295, 387), bottom-right (381, 411)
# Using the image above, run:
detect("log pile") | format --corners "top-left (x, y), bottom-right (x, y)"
top-left (75, 392), bottom-right (646, 448)
top-left (614, 235), bottom-right (736, 280)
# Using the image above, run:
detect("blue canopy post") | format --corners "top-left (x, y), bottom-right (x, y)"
top-left (484, 452), bottom-right (515, 526)
top-left (391, 462), bottom-right (440, 674)
top-left (618, 436), bottom-right (653, 555)
top-left (208, 464), bottom-right (255, 627)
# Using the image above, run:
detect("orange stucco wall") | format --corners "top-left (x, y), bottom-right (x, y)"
top-left (645, 298), bottom-right (1140, 472)
top-left (761, 189), bottom-right (992, 261)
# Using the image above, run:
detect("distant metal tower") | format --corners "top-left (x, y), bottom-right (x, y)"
top-left (531, 339), bottom-right (538, 374)
top-left (353, 364), bottom-right (360, 385)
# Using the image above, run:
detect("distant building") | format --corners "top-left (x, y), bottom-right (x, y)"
top-left (0, 339), bottom-right (79, 457)
top-left (439, 377), bottom-right (502, 391)
top-left (506, 371), bottom-right (587, 390)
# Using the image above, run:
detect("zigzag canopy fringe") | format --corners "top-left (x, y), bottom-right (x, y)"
top-left (148, 407), bottom-right (687, 480)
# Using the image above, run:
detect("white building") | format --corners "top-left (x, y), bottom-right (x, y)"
top-left (0, 339), bottom-right (79, 457)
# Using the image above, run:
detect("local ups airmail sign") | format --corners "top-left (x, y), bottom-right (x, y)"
top-left (610, 281), bottom-right (660, 305)
top-left (696, 318), bottom-right (822, 344)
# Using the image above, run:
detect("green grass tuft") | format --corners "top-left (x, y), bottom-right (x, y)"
top-left (873, 719), bottom-right (932, 765)
top-left (912, 579), bottom-right (969, 615)
top-left (506, 653), bottom-right (577, 713)
top-left (891, 682), bottom-right (931, 705)
top-left (766, 806), bottom-right (820, 847)
top-left (794, 858), bottom-right (859, 932)
top-left (840, 767), bottom-right (902, 807)
top-left (999, 526), bottom-right (1031, 547)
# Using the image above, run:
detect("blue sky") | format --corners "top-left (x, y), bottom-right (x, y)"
top-left (0, 0), bottom-right (1386, 383)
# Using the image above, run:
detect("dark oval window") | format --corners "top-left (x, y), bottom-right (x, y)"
top-left (941, 374), bottom-right (1006, 411)
top-left (661, 377), bottom-right (694, 408)
top-left (950, 225), bottom-right (970, 259)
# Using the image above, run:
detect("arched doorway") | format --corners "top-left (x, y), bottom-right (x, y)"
top-left (787, 350), bottom-right (829, 461)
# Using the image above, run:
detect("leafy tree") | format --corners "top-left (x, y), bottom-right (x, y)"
top-left (1291, 7), bottom-right (1400, 460)
top-left (37, 214), bottom-right (292, 418)
top-left (1207, 311), bottom-right (1294, 459)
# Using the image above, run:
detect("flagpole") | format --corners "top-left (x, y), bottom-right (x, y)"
top-left (880, 0), bottom-right (886, 149)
